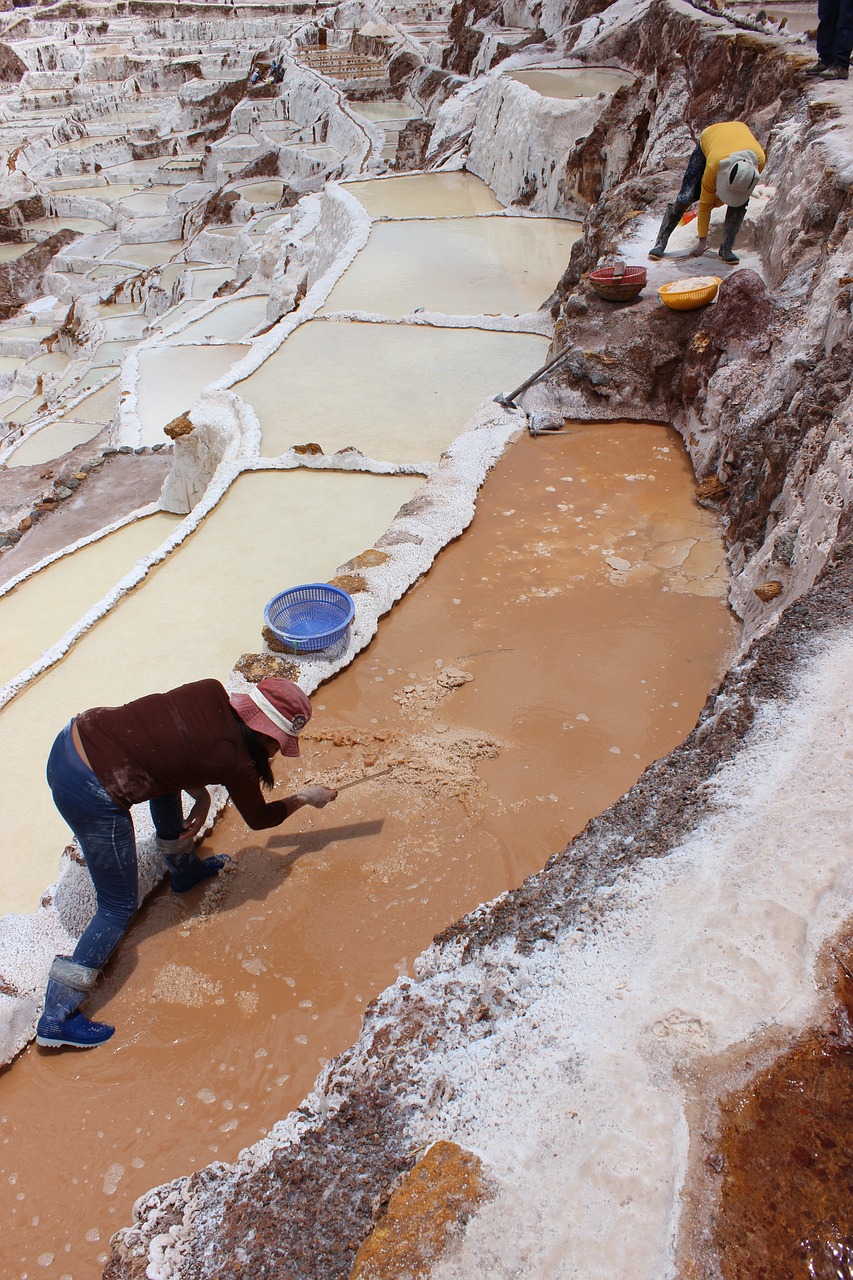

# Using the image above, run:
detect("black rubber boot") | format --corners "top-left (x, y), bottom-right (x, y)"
top-left (718, 204), bottom-right (747, 263)
top-left (648, 203), bottom-right (684, 260)
top-left (36, 956), bottom-right (114, 1049)
top-left (158, 837), bottom-right (230, 892)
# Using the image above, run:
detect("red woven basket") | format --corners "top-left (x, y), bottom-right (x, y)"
top-left (588, 264), bottom-right (647, 302)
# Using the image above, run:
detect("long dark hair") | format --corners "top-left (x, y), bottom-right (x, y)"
top-left (235, 715), bottom-right (275, 790)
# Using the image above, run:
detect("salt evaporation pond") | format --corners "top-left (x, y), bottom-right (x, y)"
top-left (0, 425), bottom-right (735, 1280)
top-left (342, 170), bottom-right (504, 218)
top-left (105, 239), bottom-right (185, 268)
top-left (508, 66), bottom-right (636, 97)
top-left (6, 416), bottom-right (106, 467)
top-left (25, 216), bottom-right (109, 235)
top-left (136, 344), bottom-right (249, 443)
top-left (0, 244), bottom-right (30, 263)
top-left (0, 470), bottom-right (422, 915)
top-left (351, 100), bottom-right (419, 122)
top-left (0, 511), bottom-right (181, 687)
top-left (234, 322), bottom-right (549, 461)
top-left (320, 216), bottom-right (582, 317)
top-left (160, 294), bottom-right (268, 344)
top-left (231, 179), bottom-right (286, 204)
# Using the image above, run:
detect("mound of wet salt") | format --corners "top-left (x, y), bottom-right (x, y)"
top-left (665, 275), bottom-right (719, 294)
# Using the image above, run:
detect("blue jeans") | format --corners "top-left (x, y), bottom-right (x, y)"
top-left (817, 0), bottom-right (853, 68)
top-left (47, 723), bottom-right (184, 970)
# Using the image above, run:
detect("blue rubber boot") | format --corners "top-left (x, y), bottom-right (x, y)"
top-left (158, 838), bottom-right (230, 892)
top-left (36, 957), bottom-right (115, 1049)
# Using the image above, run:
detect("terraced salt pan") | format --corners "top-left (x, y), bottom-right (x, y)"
top-left (105, 239), bottom-right (185, 267)
top-left (28, 351), bottom-right (70, 374)
top-left (351, 100), bottom-right (419, 122)
top-left (160, 295), bottom-right (268, 344)
top-left (57, 183), bottom-right (145, 200)
top-left (61, 377), bottom-right (119, 423)
top-left (343, 171), bottom-right (504, 218)
top-left (0, 512), bottom-right (181, 688)
top-left (0, 243), bottom-right (30, 263)
top-left (26, 216), bottom-right (110, 235)
top-left (135, 344), bottom-right (249, 443)
top-left (508, 66), bottom-right (636, 98)
top-left (86, 264), bottom-right (138, 282)
top-left (54, 132), bottom-right (124, 150)
top-left (234, 322), bottom-right (549, 462)
top-left (6, 417), bottom-right (105, 467)
top-left (321, 217), bottom-right (582, 318)
top-left (0, 469), bottom-right (421, 915)
top-left (118, 189), bottom-right (173, 216)
top-left (231, 179), bottom-right (286, 204)
top-left (182, 266), bottom-right (237, 298)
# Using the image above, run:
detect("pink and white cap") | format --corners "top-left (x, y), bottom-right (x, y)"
top-left (230, 678), bottom-right (312, 757)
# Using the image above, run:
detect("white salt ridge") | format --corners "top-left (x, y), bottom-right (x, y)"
top-left (411, 629), bottom-right (853, 1279)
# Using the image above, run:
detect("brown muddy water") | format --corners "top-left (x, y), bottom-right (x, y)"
top-left (0, 422), bottom-right (737, 1279)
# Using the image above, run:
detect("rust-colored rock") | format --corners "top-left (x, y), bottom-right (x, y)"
top-left (344, 548), bottom-right (389, 570)
top-left (329, 572), bottom-right (368, 594)
top-left (754, 580), bottom-right (783, 602)
top-left (163, 412), bottom-right (194, 440)
top-left (234, 652), bottom-right (299, 683)
top-left (17, 515), bottom-right (31, 532)
top-left (350, 1141), bottom-right (492, 1279)
top-left (696, 475), bottom-right (728, 502)
top-left (261, 623), bottom-right (299, 655)
top-left (292, 442), bottom-right (324, 455)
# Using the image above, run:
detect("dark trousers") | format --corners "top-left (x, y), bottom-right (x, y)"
top-left (817, 0), bottom-right (853, 67)
top-left (47, 723), bottom-right (184, 969)
top-left (675, 144), bottom-right (707, 209)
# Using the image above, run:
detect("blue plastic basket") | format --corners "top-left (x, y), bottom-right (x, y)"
top-left (264, 583), bottom-right (355, 654)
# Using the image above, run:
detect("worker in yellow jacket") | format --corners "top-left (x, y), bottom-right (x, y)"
top-left (649, 122), bottom-right (766, 264)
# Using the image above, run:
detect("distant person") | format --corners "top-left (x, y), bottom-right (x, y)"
top-left (804, 0), bottom-right (852, 80)
top-left (36, 678), bottom-right (337, 1050)
top-left (648, 121), bottom-right (765, 264)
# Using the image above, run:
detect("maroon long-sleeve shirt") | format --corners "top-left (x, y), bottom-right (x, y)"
top-left (75, 679), bottom-right (289, 829)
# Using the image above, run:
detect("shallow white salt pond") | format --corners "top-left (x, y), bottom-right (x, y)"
top-left (350, 100), bottom-right (419, 122)
top-left (508, 66), bottom-right (636, 98)
top-left (105, 240), bottom-right (185, 268)
top-left (160, 295), bottom-right (268, 344)
top-left (6, 417), bottom-right (105, 467)
top-left (342, 171), bottom-right (504, 218)
top-left (0, 512), bottom-right (181, 687)
top-left (135, 344), bottom-right (249, 443)
top-left (235, 322), bottom-right (549, 462)
top-left (0, 244), bottom-right (30, 263)
top-left (321, 216), bottom-right (581, 318)
top-left (0, 471), bottom-right (421, 914)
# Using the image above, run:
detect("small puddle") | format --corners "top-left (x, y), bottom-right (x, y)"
top-left (0, 423), bottom-right (736, 1279)
top-left (234, 321), bottom-right (549, 461)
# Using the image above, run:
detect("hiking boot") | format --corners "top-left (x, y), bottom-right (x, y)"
top-left (169, 853), bottom-right (230, 892)
top-left (803, 59), bottom-right (829, 75)
top-left (36, 1011), bottom-right (115, 1049)
top-left (819, 64), bottom-right (849, 79)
